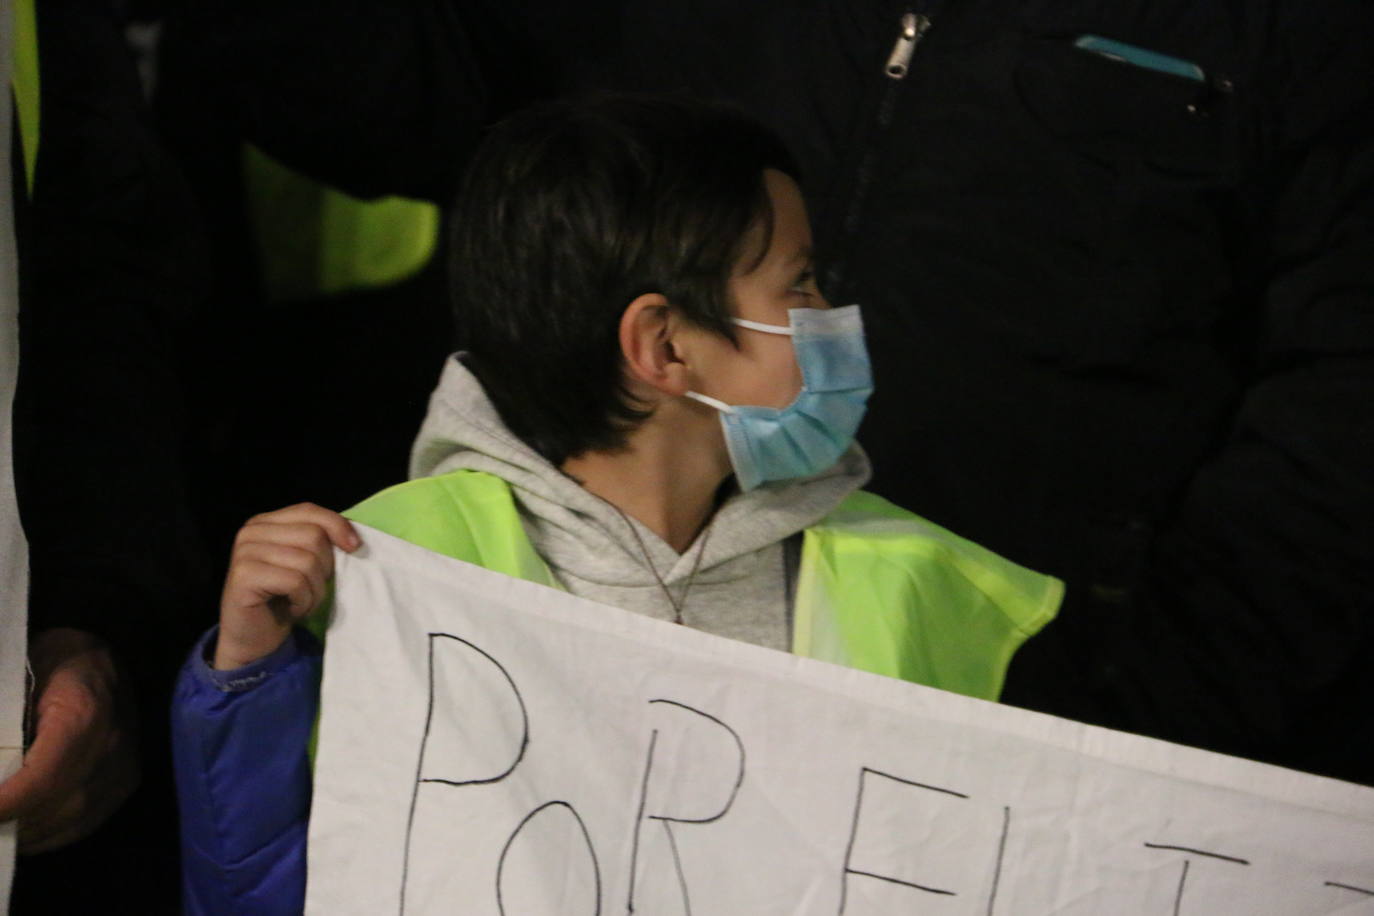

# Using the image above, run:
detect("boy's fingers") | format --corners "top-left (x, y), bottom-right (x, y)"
top-left (245, 503), bottom-right (360, 551)
top-left (232, 540), bottom-right (333, 589)
top-left (217, 504), bottom-right (354, 671)
top-left (265, 546), bottom-right (328, 612)
top-left (248, 562), bottom-right (319, 620)
top-left (217, 560), bottom-right (316, 671)
top-left (235, 520), bottom-right (334, 556)
top-left (225, 559), bottom-right (319, 622)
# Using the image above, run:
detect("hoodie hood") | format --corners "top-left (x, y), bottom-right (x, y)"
top-left (408, 355), bottom-right (871, 649)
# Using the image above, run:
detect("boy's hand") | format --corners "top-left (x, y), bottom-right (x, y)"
top-left (216, 503), bottom-right (361, 670)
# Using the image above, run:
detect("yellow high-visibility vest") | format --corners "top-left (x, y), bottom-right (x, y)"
top-left (323, 470), bottom-right (1061, 701)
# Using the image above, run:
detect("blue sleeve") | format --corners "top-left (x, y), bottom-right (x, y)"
top-left (172, 626), bottom-right (322, 915)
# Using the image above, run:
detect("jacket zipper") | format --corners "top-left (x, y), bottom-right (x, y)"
top-left (884, 12), bottom-right (932, 81)
top-left (828, 8), bottom-right (933, 293)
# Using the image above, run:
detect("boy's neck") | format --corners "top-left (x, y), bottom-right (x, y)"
top-left (562, 409), bottom-right (729, 554)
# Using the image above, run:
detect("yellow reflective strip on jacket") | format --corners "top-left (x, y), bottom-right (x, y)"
top-left (11, 0), bottom-right (39, 194)
top-left (317, 186), bottom-right (438, 295)
top-left (243, 144), bottom-right (438, 301)
top-left (793, 490), bottom-right (1062, 701)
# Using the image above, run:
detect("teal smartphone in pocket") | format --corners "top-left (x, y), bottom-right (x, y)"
top-left (1073, 34), bottom-right (1206, 83)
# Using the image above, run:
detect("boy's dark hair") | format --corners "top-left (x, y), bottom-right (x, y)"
top-left (449, 94), bottom-right (801, 466)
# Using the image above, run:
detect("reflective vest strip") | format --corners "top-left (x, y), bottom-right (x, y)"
top-left (243, 144), bottom-right (439, 301)
top-left (11, 0), bottom-right (38, 194)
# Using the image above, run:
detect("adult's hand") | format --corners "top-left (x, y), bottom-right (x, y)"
top-left (0, 628), bottom-right (139, 853)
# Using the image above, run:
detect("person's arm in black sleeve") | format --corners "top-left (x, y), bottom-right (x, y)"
top-left (3, 0), bottom-right (213, 906)
top-left (14, 0), bottom-right (214, 706)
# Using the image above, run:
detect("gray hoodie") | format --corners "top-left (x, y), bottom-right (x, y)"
top-left (409, 356), bottom-right (871, 652)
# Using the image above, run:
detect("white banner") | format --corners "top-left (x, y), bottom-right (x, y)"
top-left (1, 0), bottom-right (29, 903)
top-left (308, 525), bottom-right (1374, 915)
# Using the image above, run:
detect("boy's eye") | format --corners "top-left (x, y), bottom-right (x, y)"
top-left (790, 268), bottom-right (818, 295)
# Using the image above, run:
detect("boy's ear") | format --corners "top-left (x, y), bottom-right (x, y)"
top-left (619, 293), bottom-right (691, 397)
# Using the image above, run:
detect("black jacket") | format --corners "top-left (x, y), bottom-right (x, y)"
top-left (10, 1), bottom-right (213, 910)
top-left (163, 0), bottom-right (1374, 783)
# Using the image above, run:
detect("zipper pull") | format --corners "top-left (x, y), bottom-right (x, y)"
top-left (885, 12), bottom-right (932, 80)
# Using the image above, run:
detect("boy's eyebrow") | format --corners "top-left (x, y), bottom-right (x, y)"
top-left (788, 246), bottom-right (814, 266)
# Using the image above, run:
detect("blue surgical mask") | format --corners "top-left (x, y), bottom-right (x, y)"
top-left (685, 305), bottom-right (873, 491)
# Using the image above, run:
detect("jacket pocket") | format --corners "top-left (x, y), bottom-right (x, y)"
top-left (1014, 33), bottom-right (1240, 182)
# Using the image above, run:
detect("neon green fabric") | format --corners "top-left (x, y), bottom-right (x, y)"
top-left (11, 0), bottom-right (39, 194)
top-left (243, 144), bottom-right (439, 301)
top-left (345, 471), bottom-right (557, 586)
top-left (305, 470), bottom-right (555, 644)
top-left (794, 490), bottom-right (1063, 700)
top-left (316, 469), bottom-right (1061, 701)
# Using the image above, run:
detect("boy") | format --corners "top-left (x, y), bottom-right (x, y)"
top-left (173, 95), bottom-right (1061, 913)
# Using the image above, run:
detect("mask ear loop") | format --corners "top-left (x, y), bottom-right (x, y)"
top-left (684, 390), bottom-right (738, 414)
top-left (685, 315), bottom-right (797, 411)
top-left (731, 317), bottom-right (794, 335)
